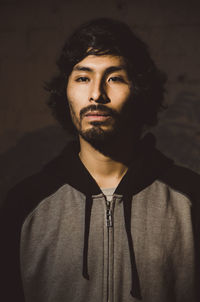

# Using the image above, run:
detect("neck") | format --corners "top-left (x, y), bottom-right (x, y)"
top-left (79, 135), bottom-right (136, 189)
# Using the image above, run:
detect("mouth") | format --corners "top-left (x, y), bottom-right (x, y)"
top-left (84, 111), bottom-right (111, 121)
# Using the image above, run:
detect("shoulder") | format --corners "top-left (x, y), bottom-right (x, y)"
top-left (1, 147), bottom-right (71, 224)
top-left (158, 164), bottom-right (200, 202)
top-left (158, 163), bottom-right (200, 234)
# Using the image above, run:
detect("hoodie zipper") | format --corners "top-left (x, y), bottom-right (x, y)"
top-left (106, 200), bottom-right (113, 227)
top-left (105, 197), bottom-right (114, 302)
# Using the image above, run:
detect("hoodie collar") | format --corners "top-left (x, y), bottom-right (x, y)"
top-left (61, 133), bottom-right (173, 197)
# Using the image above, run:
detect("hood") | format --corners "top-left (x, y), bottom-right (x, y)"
top-left (53, 132), bottom-right (173, 197)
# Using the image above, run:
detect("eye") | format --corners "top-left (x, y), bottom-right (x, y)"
top-left (75, 76), bottom-right (90, 82)
top-left (108, 76), bottom-right (125, 83)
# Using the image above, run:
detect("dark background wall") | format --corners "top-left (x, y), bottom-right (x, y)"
top-left (0, 0), bottom-right (200, 203)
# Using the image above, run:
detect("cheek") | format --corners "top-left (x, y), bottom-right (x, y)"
top-left (68, 100), bottom-right (80, 122)
top-left (67, 83), bottom-right (89, 110)
top-left (110, 87), bottom-right (132, 108)
top-left (66, 86), bottom-right (80, 114)
top-left (67, 98), bottom-right (82, 130)
top-left (66, 83), bottom-right (75, 103)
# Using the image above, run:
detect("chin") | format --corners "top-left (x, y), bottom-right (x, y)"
top-left (79, 125), bottom-right (116, 145)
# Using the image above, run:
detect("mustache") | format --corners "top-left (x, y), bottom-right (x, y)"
top-left (80, 104), bottom-right (118, 119)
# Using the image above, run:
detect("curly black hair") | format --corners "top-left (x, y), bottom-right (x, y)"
top-left (45, 18), bottom-right (166, 134)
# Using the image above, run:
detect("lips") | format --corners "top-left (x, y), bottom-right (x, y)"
top-left (84, 110), bottom-right (111, 122)
top-left (85, 111), bottom-right (110, 117)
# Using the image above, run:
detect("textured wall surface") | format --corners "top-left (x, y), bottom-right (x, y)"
top-left (0, 0), bottom-right (200, 203)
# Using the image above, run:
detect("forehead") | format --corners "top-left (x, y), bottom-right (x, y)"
top-left (72, 55), bottom-right (127, 73)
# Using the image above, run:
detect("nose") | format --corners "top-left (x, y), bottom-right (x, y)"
top-left (89, 79), bottom-right (110, 104)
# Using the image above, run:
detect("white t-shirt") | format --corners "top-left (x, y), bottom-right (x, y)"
top-left (101, 187), bottom-right (116, 202)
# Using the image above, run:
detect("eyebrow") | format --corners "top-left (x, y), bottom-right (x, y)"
top-left (72, 65), bottom-right (127, 73)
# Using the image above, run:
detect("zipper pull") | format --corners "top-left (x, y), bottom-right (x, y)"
top-left (106, 201), bottom-right (113, 227)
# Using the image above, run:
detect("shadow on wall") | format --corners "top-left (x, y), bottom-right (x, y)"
top-left (0, 91), bottom-right (200, 205)
top-left (153, 91), bottom-right (200, 173)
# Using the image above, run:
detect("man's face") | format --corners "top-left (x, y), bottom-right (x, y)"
top-left (66, 55), bottom-right (133, 143)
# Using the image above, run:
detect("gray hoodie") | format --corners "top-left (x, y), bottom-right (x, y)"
top-left (1, 134), bottom-right (200, 302)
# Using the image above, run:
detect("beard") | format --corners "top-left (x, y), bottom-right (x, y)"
top-left (69, 102), bottom-right (143, 154)
top-left (80, 120), bottom-right (118, 146)
top-left (69, 103), bottom-right (121, 146)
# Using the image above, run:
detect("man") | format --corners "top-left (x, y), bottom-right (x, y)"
top-left (1, 18), bottom-right (200, 302)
